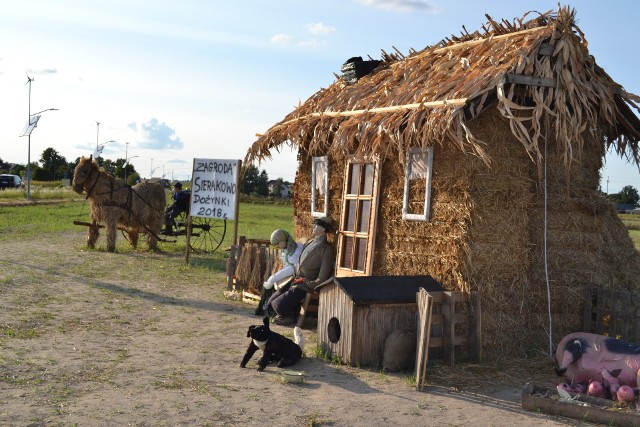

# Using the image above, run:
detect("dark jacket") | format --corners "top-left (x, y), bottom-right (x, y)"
top-left (296, 234), bottom-right (335, 291)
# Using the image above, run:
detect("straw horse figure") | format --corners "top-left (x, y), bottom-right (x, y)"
top-left (72, 155), bottom-right (165, 252)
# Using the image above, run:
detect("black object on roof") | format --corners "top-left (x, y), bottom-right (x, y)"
top-left (332, 275), bottom-right (444, 304)
top-left (341, 56), bottom-right (382, 84)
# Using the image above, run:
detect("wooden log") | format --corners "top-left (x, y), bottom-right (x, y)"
top-left (242, 290), bottom-right (261, 306)
top-left (227, 245), bottom-right (237, 290)
top-left (415, 290), bottom-right (433, 391)
top-left (268, 98), bottom-right (468, 132)
top-left (429, 25), bottom-right (548, 55)
top-left (521, 383), bottom-right (640, 427)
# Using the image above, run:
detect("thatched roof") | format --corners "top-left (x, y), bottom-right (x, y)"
top-left (246, 6), bottom-right (640, 171)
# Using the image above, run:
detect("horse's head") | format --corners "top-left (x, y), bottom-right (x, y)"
top-left (72, 155), bottom-right (98, 194)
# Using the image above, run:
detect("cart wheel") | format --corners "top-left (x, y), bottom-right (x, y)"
top-left (189, 216), bottom-right (226, 253)
top-left (173, 211), bottom-right (188, 236)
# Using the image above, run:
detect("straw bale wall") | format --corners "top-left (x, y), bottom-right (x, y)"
top-left (290, 108), bottom-right (640, 358)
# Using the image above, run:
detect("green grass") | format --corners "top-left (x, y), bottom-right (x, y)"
top-left (0, 201), bottom-right (92, 239)
top-left (0, 198), bottom-right (294, 269)
top-left (0, 181), bottom-right (84, 201)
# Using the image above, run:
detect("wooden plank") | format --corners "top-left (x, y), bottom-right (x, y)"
top-left (242, 290), bottom-right (260, 305)
top-left (428, 337), bottom-right (444, 347)
top-left (226, 245), bottom-right (237, 290)
top-left (469, 292), bottom-right (481, 362)
top-left (443, 291), bottom-right (456, 365)
top-left (429, 292), bottom-right (445, 302)
top-left (506, 73), bottom-right (556, 88)
top-left (428, 336), bottom-right (467, 347)
top-left (415, 289), bottom-right (433, 391)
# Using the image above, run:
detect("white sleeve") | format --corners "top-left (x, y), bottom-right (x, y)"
top-left (269, 264), bottom-right (295, 284)
top-left (265, 244), bottom-right (302, 288)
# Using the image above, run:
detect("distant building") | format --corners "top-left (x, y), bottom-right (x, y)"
top-left (615, 203), bottom-right (637, 214)
top-left (268, 179), bottom-right (292, 198)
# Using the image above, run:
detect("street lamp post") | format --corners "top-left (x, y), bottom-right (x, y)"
top-left (95, 139), bottom-right (115, 159)
top-left (96, 121), bottom-right (100, 153)
top-left (21, 76), bottom-right (58, 201)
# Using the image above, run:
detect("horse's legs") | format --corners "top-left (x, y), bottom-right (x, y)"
top-left (127, 230), bottom-right (139, 248)
top-left (147, 224), bottom-right (158, 250)
top-left (87, 221), bottom-right (99, 249)
top-left (145, 217), bottom-right (161, 250)
top-left (106, 219), bottom-right (118, 252)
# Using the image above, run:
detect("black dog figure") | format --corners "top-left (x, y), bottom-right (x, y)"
top-left (240, 316), bottom-right (303, 371)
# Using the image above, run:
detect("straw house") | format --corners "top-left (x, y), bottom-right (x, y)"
top-left (245, 6), bottom-right (640, 357)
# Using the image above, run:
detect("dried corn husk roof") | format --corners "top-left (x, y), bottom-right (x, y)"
top-left (246, 6), bottom-right (640, 170)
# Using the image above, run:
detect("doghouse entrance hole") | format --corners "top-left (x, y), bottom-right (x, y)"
top-left (328, 317), bottom-right (341, 343)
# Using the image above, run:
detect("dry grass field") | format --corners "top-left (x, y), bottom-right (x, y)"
top-left (0, 200), bottom-right (624, 426)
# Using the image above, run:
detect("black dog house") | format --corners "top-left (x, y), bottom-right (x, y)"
top-left (317, 275), bottom-right (444, 367)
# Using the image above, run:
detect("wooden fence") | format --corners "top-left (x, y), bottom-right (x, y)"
top-left (226, 237), bottom-right (280, 293)
top-left (425, 291), bottom-right (481, 365)
top-left (583, 287), bottom-right (640, 342)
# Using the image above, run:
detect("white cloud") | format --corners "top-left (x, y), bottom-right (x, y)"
top-left (129, 118), bottom-right (183, 150)
top-left (306, 22), bottom-right (336, 35)
top-left (270, 33), bottom-right (294, 44)
top-left (355, 0), bottom-right (440, 13)
top-left (26, 68), bottom-right (58, 75)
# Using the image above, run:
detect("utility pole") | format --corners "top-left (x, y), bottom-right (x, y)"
top-left (27, 76), bottom-right (33, 201)
top-left (96, 121), bottom-right (100, 153)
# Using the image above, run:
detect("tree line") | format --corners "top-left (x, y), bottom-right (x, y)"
top-left (0, 147), bottom-right (141, 185)
top-left (241, 164), bottom-right (291, 197)
top-left (0, 149), bottom-right (290, 197)
top-left (607, 185), bottom-right (640, 207)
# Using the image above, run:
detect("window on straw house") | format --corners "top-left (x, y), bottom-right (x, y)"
top-left (336, 156), bottom-right (381, 277)
top-left (311, 156), bottom-right (329, 218)
top-left (402, 147), bottom-right (433, 221)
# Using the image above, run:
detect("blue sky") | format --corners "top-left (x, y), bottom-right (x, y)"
top-left (0, 0), bottom-right (638, 193)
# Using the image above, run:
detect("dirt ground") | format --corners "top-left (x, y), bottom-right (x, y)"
top-left (0, 232), bottom-right (591, 426)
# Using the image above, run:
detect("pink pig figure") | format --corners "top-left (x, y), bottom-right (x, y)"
top-left (588, 380), bottom-right (605, 398)
top-left (617, 385), bottom-right (635, 403)
top-left (571, 382), bottom-right (587, 394)
top-left (601, 368), bottom-right (620, 396)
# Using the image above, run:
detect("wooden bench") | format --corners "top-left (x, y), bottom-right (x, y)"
top-left (296, 276), bottom-right (334, 327)
top-left (296, 292), bottom-right (319, 327)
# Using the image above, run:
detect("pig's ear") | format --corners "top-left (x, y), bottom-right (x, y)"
top-left (247, 325), bottom-right (255, 338)
top-left (263, 316), bottom-right (269, 327)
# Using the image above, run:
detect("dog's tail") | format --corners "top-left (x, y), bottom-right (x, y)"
top-left (294, 326), bottom-right (304, 350)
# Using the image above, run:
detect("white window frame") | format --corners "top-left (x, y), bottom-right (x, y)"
top-left (402, 147), bottom-right (433, 221)
top-left (311, 156), bottom-right (329, 218)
